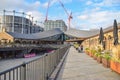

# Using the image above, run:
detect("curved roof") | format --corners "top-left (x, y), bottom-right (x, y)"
top-left (103, 23), bottom-right (120, 32)
top-left (1, 23), bottom-right (120, 41)
top-left (65, 23), bottom-right (120, 39)
top-left (6, 32), bottom-right (33, 39)
top-left (64, 28), bottom-right (99, 38)
top-left (32, 28), bottom-right (63, 39)
top-left (6, 28), bottom-right (63, 40)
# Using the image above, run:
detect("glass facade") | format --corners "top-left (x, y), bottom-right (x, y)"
top-left (44, 20), bottom-right (67, 31)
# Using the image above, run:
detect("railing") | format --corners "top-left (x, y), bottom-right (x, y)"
top-left (0, 45), bottom-right (70, 80)
top-left (0, 44), bottom-right (68, 49)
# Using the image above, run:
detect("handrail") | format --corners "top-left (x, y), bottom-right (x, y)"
top-left (0, 45), bottom-right (70, 80)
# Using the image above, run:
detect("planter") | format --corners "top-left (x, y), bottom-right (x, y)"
top-left (89, 53), bottom-right (92, 57)
top-left (97, 57), bottom-right (102, 63)
top-left (91, 53), bottom-right (94, 57)
top-left (117, 62), bottom-right (120, 74)
top-left (93, 55), bottom-right (97, 60)
top-left (85, 51), bottom-right (89, 55)
top-left (110, 60), bottom-right (120, 74)
top-left (86, 52), bottom-right (89, 55)
top-left (102, 58), bottom-right (110, 68)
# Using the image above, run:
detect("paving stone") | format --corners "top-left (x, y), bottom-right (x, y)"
top-left (57, 46), bottom-right (120, 80)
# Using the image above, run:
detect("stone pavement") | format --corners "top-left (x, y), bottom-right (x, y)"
top-left (57, 46), bottom-right (120, 80)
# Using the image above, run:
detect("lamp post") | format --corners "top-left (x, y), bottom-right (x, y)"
top-left (22, 12), bottom-right (24, 34)
top-left (12, 10), bottom-right (15, 32)
top-left (3, 10), bottom-right (6, 31)
top-left (29, 15), bottom-right (31, 34)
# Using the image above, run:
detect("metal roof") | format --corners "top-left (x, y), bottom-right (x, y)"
top-left (64, 28), bottom-right (99, 38)
top-left (32, 28), bottom-right (63, 39)
top-left (65, 23), bottom-right (120, 39)
top-left (103, 23), bottom-right (120, 32)
top-left (6, 28), bottom-right (63, 40)
top-left (2, 23), bottom-right (120, 40)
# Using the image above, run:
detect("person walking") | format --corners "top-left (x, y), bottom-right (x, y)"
top-left (78, 45), bottom-right (81, 52)
top-left (81, 45), bottom-right (83, 52)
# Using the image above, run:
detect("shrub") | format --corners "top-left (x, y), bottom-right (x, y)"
top-left (102, 51), bottom-right (111, 60)
top-left (85, 47), bottom-right (90, 53)
top-left (91, 49), bottom-right (97, 55)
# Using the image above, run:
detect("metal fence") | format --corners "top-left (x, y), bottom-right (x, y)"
top-left (0, 45), bottom-right (70, 80)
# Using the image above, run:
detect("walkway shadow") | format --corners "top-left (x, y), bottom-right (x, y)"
top-left (56, 53), bottom-right (69, 80)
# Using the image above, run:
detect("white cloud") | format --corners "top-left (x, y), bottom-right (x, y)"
top-left (75, 10), bottom-right (120, 30)
top-left (71, 0), bottom-right (120, 30)
top-left (42, 2), bottom-right (49, 8)
top-left (0, 0), bottom-right (44, 21)
top-left (78, 15), bottom-right (88, 20)
top-left (42, 0), bottom-right (73, 8)
top-left (33, 1), bottom-right (41, 8)
top-left (0, 0), bottom-right (41, 11)
top-left (26, 10), bottom-right (45, 26)
top-left (0, 0), bottom-right (24, 10)
top-left (92, 7), bottom-right (101, 12)
top-left (28, 11), bottom-right (44, 21)
top-left (86, 1), bottom-right (93, 5)
top-left (94, 0), bottom-right (120, 7)
top-left (90, 11), bottom-right (108, 23)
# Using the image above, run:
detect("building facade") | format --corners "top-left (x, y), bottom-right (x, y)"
top-left (0, 12), bottom-right (44, 34)
top-left (81, 23), bottom-right (120, 51)
top-left (44, 20), bottom-right (67, 31)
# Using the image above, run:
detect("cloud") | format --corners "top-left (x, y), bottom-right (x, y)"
top-left (73, 0), bottom-right (120, 30)
top-left (78, 15), bottom-right (88, 20)
top-left (76, 10), bottom-right (120, 30)
top-left (0, 0), bottom-right (24, 10)
top-left (26, 10), bottom-right (45, 26)
top-left (42, 2), bottom-right (49, 8)
top-left (33, 1), bottom-right (41, 8)
top-left (42, 0), bottom-right (73, 8)
top-left (0, 0), bottom-right (46, 27)
top-left (0, 0), bottom-right (41, 11)
top-left (92, 7), bottom-right (101, 12)
top-left (94, 0), bottom-right (120, 7)
top-left (86, 1), bottom-right (93, 5)
top-left (26, 11), bottom-right (43, 20)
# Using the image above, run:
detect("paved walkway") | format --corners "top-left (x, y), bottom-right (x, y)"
top-left (57, 46), bottom-right (120, 80)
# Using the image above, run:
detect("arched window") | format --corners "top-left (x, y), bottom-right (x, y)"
top-left (108, 35), bottom-right (112, 40)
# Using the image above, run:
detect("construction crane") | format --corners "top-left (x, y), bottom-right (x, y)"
top-left (45, 0), bottom-right (51, 22)
top-left (58, 0), bottom-right (73, 29)
top-left (45, 0), bottom-right (72, 29)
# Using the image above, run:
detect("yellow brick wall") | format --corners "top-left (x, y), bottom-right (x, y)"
top-left (0, 32), bottom-right (14, 43)
top-left (82, 28), bottom-right (120, 50)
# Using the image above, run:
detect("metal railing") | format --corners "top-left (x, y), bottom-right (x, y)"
top-left (0, 45), bottom-right (70, 80)
top-left (0, 44), bottom-right (68, 48)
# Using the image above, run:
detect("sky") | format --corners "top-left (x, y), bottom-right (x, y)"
top-left (0, 0), bottom-right (120, 30)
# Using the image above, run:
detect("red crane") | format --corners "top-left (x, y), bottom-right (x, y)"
top-left (58, 0), bottom-right (73, 29)
top-left (45, 0), bottom-right (51, 22)
top-left (45, 0), bottom-right (72, 29)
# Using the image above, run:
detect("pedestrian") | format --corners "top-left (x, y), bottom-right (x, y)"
top-left (81, 45), bottom-right (83, 52)
top-left (78, 45), bottom-right (81, 52)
